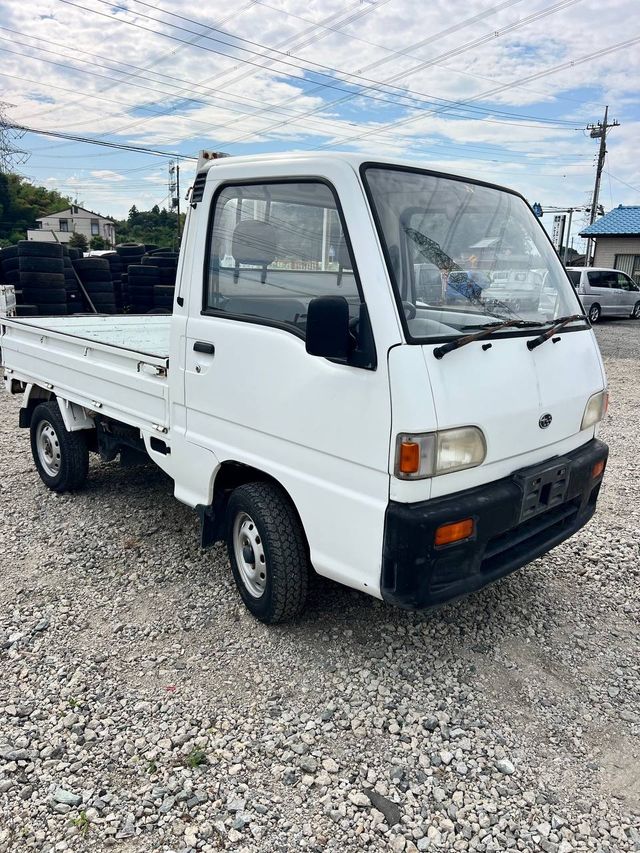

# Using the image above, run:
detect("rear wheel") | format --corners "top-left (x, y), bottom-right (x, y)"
top-left (588, 303), bottom-right (601, 324)
top-left (225, 482), bottom-right (309, 624)
top-left (631, 301), bottom-right (640, 319)
top-left (30, 401), bottom-right (89, 492)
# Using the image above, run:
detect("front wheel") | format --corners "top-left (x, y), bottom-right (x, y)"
top-left (588, 303), bottom-right (601, 324)
top-left (631, 301), bottom-right (640, 319)
top-left (30, 401), bottom-right (89, 492)
top-left (225, 482), bottom-right (309, 624)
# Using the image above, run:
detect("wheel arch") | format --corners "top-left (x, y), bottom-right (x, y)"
top-left (198, 460), bottom-right (309, 551)
top-left (18, 385), bottom-right (95, 433)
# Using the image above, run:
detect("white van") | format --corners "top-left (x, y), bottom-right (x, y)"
top-left (1, 153), bottom-right (609, 623)
top-left (566, 267), bottom-right (640, 323)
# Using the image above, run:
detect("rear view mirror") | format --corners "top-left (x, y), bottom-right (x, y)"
top-left (305, 296), bottom-right (350, 361)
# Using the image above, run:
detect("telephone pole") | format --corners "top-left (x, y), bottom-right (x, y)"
top-left (169, 159), bottom-right (182, 246)
top-left (585, 106), bottom-right (619, 265)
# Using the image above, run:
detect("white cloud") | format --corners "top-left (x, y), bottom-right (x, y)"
top-left (1, 0), bottom-right (638, 219)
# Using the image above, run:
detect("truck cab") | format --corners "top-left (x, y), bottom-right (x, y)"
top-left (1, 153), bottom-right (609, 623)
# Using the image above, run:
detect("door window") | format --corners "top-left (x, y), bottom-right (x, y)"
top-left (616, 273), bottom-right (637, 291)
top-left (587, 271), bottom-right (615, 288)
top-left (204, 181), bottom-right (360, 335)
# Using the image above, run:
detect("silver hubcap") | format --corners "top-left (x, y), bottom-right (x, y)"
top-left (232, 512), bottom-right (267, 598)
top-left (590, 307), bottom-right (599, 321)
top-left (36, 420), bottom-right (61, 477)
top-left (634, 304), bottom-right (640, 318)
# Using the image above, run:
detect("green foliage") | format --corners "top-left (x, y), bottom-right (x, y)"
top-left (0, 173), bottom-right (71, 246)
top-left (184, 748), bottom-right (207, 769)
top-left (114, 205), bottom-right (183, 249)
top-left (89, 235), bottom-right (107, 250)
top-left (72, 811), bottom-right (90, 836)
top-left (69, 232), bottom-right (88, 251)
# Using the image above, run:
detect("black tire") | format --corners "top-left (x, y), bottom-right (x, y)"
top-left (631, 301), bottom-right (640, 320)
top-left (3, 269), bottom-right (20, 285)
top-left (22, 288), bottom-right (67, 304)
top-left (19, 272), bottom-right (66, 288)
top-left (36, 304), bottom-right (69, 316)
top-left (0, 245), bottom-right (19, 260)
top-left (67, 248), bottom-right (82, 260)
top-left (142, 255), bottom-right (177, 268)
top-left (18, 241), bottom-right (63, 259)
top-left (588, 303), bottom-right (601, 324)
top-left (19, 257), bottom-right (65, 273)
top-left (73, 258), bottom-right (110, 271)
top-left (30, 401), bottom-right (89, 492)
top-left (225, 482), bottom-right (309, 624)
top-left (82, 280), bottom-right (114, 293)
top-left (16, 304), bottom-right (39, 316)
top-left (74, 270), bottom-right (113, 284)
top-left (2, 257), bottom-right (19, 272)
top-left (128, 264), bottom-right (159, 277)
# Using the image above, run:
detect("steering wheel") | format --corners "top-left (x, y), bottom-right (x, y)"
top-left (402, 301), bottom-right (417, 320)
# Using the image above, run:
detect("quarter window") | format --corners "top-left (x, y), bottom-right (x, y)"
top-left (205, 182), bottom-right (360, 334)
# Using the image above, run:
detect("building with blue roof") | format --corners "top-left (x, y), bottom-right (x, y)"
top-left (580, 205), bottom-right (640, 283)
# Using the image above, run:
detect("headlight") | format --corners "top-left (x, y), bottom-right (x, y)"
top-left (581, 389), bottom-right (608, 431)
top-left (395, 427), bottom-right (486, 479)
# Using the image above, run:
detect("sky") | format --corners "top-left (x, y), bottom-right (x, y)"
top-left (1, 0), bottom-right (639, 249)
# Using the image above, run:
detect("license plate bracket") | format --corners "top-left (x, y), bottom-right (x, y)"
top-left (513, 457), bottom-right (570, 523)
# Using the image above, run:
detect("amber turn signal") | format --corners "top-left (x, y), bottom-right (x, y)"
top-left (398, 441), bottom-right (420, 475)
top-left (591, 459), bottom-right (605, 479)
top-left (434, 518), bottom-right (475, 547)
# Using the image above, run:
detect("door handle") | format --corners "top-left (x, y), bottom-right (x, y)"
top-left (193, 341), bottom-right (215, 355)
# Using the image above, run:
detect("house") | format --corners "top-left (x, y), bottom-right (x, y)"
top-left (27, 205), bottom-right (115, 245)
top-left (580, 205), bottom-right (640, 284)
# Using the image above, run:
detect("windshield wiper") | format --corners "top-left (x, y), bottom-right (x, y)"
top-left (526, 314), bottom-right (588, 351)
top-left (433, 319), bottom-right (541, 360)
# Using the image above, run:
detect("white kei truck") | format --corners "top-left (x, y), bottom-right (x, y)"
top-left (1, 153), bottom-right (609, 623)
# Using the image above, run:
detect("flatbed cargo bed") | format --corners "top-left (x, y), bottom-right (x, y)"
top-left (1, 315), bottom-right (171, 431)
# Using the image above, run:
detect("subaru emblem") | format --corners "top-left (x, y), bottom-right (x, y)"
top-left (539, 413), bottom-right (552, 429)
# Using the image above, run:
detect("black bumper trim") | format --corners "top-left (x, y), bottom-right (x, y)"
top-left (381, 438), bottom-right (608, 610)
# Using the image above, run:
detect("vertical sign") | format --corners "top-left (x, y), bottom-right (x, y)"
top-left (552, 215), bottom-right (566, 250)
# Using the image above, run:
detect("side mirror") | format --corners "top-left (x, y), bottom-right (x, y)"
top-left (305, 295), bottom-right (350, 361)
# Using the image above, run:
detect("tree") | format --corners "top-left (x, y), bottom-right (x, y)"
top-left (0, 173), bottom-right (71, 246)
top-left (112, 205), bottom-right (183, 249)
top-left (69, 232), bottom-right (88, 251)
top-left (89, 235), bottom-right (107, 250)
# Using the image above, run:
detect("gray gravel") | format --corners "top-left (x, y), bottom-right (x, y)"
top-left (1, 318), bottom-right (639, 852)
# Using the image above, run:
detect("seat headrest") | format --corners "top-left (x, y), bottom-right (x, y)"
top-left (232, 220), bottom-right (277, 266)
top-left (337, 238), bottom-right (353, 270)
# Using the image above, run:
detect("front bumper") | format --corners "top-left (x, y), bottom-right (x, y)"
top-left (381, 438), bottom-right (608, 609)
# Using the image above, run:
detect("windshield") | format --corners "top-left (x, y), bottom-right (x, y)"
top-left (362, 165), bottom-right (583, 341)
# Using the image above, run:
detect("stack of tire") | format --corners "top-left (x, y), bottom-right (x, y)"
top-left (115, 243), bottom-right (145, 309)
top-left (17, 241), bottom-right (68, 316)
top-left (62, 251), bottom-right (83, 313)
top-left (144, 250), bottom-right (178, 313)
top-left (101, 252), bottom-right (124, 312)
top-left (0, 245), bottom-right (38, 316)
top-left (72, 257), bottom-right (116, 314)
top-left (127, 263), bottom-right (159, 313)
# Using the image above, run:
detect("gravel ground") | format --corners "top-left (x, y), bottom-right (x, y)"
top-left (1, 319), bottom-right (639, 853)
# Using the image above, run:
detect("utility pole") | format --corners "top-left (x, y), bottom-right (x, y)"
top-left (0, 103), bottom-right (29, 174)
top-left (585, 106), bottom-right (619, 265)
top-left (169, 159), bottom-right (182, 247)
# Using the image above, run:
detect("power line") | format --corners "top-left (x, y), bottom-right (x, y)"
top-left (5, 123), bottom-right (196, 159)
top-left (51, 0), bottom-right (581, 130)
top-left (316, 33), bottom-right (639, 150)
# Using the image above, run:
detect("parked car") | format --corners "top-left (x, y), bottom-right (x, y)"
top-left (1, 153), bottom-right (609, 624)
top-left (566, 267), bottom-right (640, 323)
